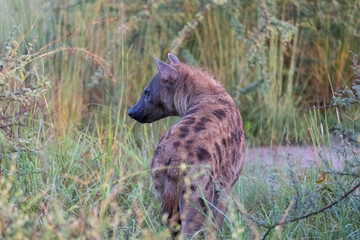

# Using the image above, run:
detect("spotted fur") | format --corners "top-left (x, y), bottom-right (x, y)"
top-left (128, 53), bottom-right (245, 239)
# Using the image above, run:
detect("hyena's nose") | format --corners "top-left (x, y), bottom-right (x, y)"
top-left (128, 108), bottom-right (134, 118)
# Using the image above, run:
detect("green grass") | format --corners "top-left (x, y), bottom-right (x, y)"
top-left (1, 0), bottom-right (359, 144)
top-left (1, 0), bottom-right (360, 239)
top-left (1, 115), bottom-right (359, 239)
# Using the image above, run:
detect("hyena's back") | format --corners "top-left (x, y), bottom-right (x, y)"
top-left (151, 92), bottom-right (245, 236)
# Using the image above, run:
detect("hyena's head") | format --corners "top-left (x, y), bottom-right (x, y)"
top-left (128, 53), bottom-right (181, 123)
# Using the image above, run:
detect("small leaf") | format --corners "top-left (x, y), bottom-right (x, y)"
top-left (316, 173), bottom-right (327, 183)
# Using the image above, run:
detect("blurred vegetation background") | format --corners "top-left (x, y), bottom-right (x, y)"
top-left (1, 0), bottom-right (359, 145)
top-left (1, 0), bottom-right (360, 239)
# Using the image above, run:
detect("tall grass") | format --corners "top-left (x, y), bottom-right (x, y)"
top-left (1, 0), bottom-right (359, 144)
top-left (1, 107), bottom-right (359, 239)
top-left (1, 0), bottom-right (360, 239)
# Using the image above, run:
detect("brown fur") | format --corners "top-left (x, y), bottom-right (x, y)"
top-left (151, 62), bottom-right (245, 239)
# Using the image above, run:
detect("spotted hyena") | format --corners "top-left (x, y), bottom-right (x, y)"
top-left (128, 53), bottom-right (245, 239)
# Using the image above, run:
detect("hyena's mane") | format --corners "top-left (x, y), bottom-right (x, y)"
top-left (173, 63), bottom-right (225, 116)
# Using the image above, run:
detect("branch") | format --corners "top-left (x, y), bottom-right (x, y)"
top-left (304, 101), bottom-right (360, 110)
top-left (233, 196), bottom-right (261, 240)
top-left (0, 105), bottom-right (32, 121)
top-left (261, 181), bottom-right (360, 240)
top-left (170, 4), bottom-right (212, 55)
top-left (258, 0), bottom-right (271, 27)
top-left (0, 84), bottom-right (48, 102)
top-left (0, 122), bottom-right (27, 133)
top-left (323, 171), bottom-right (360, 178)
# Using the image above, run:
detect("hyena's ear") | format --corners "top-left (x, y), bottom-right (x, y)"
top-left (155, 56), bottom-right (178, 86)
top-left (168, 53), bottom-right (181, 64)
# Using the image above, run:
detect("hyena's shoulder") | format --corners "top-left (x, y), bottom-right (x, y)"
top-left (150, 125), bottom-right (184, 168)
top-left (151, 94), bottom-right (243, 166)
top-left (151, 117), bottom-right (213, 167)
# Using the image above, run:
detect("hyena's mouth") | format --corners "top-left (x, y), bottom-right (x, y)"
top-left (128, 110), bottom-right (149, 123)
top-left (136, 115), bottom-right (149, 123)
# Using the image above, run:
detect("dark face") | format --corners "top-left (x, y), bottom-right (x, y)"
top-left (129, 54), bottom-right (181, 123)
top-left (128, 73), bottom-right (171, 123)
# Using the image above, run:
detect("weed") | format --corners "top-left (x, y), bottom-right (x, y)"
top-left (1, 0), bottom-right (360, 239)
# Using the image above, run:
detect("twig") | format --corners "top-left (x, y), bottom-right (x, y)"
top-left (2, 5), bottom-right (44, 70)
top-left (274, 199), bottom-right (295, 237)
top-left (0, 122), bottom-right (27, 132)
top-left (258, 0), bottom-right (271, 27)
top-left (261, 181), bottom-right (360, 239)
top-left (0, 84), bottom-right (47, 101)
top-left (39, 15), bottom-right (122, 52)
top-left (303, 101), bottom-right (360, 110)
top-left (322, 171), bottom-right (360, 178)
top-left (304, 104), bottom-right (335, 110)
top-left (39, 31), bottom-right (76, 51)
top-left (254, 0), bottom-right (273, 44)
top-left (233, 196), bottom-right (261, 240)
top-left (170, 4), bottom-right (212, 55)
top-left (30, 47), bottom-right (114, 82)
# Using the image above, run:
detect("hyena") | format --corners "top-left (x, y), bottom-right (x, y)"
top-left (128, 53), bottom-right (245, 239)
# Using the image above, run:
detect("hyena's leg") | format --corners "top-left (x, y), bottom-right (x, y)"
top-left (180, 180), bottom-right (231, 239)
top-left (160, 188), bottom-right (182, 235)
top-left (179, 170), bottom-right (214, 239)
top-left (208, 188), bottom-right (229, 237)
top-left (153, 171), bottom-right (181, 235)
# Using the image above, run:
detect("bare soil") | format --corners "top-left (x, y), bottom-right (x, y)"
top-left (244, 144), bottom-right (354, 171)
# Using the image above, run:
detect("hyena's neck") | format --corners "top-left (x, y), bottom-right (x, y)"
top-left (173, 64), bottom-right (226, 117)
top-left (173, 88), bottom-right (194, 117)
top-left (174, 85), bottom-right (227, 117)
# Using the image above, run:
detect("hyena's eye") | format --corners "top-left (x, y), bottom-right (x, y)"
top-left (144, 89), bottom-right (150, 97)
